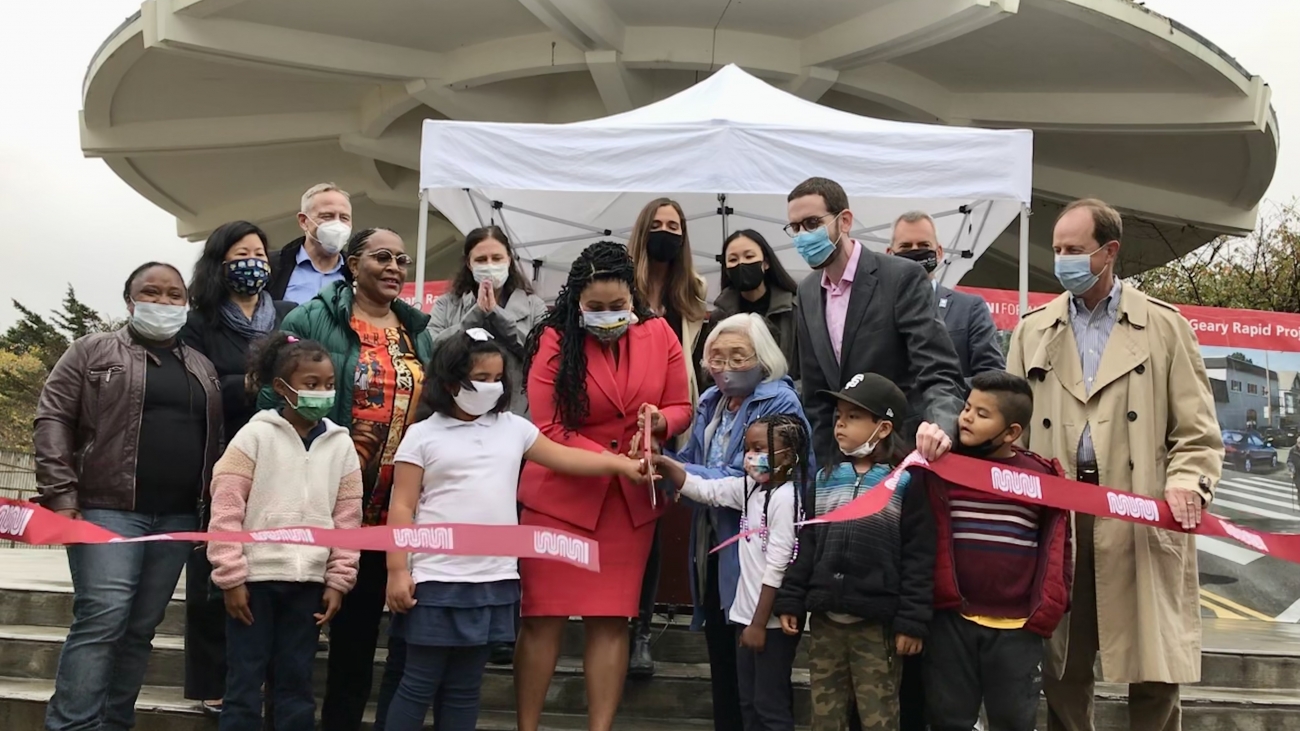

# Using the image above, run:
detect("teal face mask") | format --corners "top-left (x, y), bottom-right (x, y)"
top-left (282, 381), bottom-right (335, 422)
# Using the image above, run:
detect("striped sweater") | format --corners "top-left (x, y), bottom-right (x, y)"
top-left (207, 410), bottom-right (363, 592)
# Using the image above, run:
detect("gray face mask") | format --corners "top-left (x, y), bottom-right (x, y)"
top-left (712, 365), bottom-right (764, 397)
top-left (581, 310), bottom-right (632, 342)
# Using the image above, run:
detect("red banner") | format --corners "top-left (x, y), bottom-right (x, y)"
top-left (398, 281), bottom-right (451, 314)
top-left (0, 498), bottom-right (600, 571)
top-left (712, 452), bottom-right (1300, 564)
top-left (959, 286), bottom-right (1300, 353)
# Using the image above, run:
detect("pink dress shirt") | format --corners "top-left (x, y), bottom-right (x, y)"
top-left (821, 240), bottom-right (863, 363)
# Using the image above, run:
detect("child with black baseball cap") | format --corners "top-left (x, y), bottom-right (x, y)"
top-left (774, 372), bottom-right (935, 730)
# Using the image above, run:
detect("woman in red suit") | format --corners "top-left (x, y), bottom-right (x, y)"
top-left (515, 242), bottom-right (693, 731)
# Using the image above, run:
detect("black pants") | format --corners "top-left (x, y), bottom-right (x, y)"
top-left (184, 549), bottom-right (227, 700)
top-left (923, 610), bottom-right (1043, 731)
top-left (637, 522), bottom-right (662, 629)
top-left (703, 552), bottom-right (743, 731)
top-left (373, 635), bottom-right (408, 731)
top-left (736, 626), bottom-right (800, 731)
top-left (898, 654), bottom-right (926, 731)
top-left (221, 582), bottom-right (322, 731)
top-left (321, 550), bottom-right (389, 731)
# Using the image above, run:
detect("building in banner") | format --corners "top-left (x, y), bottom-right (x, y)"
top-left (1277, 371), bottom-right (1300, 427)
top-left (81, 0), bottom-right (1278, 293)
top-left (1205, 357), bottom-right (1281, 431)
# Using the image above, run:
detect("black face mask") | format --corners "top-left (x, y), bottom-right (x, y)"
top-left (727, 262), bottom-right (766, 292)
top-left (955, 428), bottom-right (1010, 459)
top-left (646, 230), bottom-right (683, 263)
top-left (896, 247), bottom-right (938, 273)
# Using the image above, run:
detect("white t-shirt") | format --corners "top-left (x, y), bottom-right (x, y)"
top-left (680, 474), bottom-right (797, 629)
top-left (393, 411), bottom-right (539, 583)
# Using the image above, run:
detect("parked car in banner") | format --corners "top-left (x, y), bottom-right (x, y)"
top-left (1223, 430), bottom-right (1279, 473)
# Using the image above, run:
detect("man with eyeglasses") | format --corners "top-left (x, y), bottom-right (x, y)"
top-left (268, 182), bottom-right (356, 304)
top-left (787, 177), bottom-right (965, 463)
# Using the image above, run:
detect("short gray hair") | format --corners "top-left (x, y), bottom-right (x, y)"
top-left (893, 210), bottom-right (937, 238)
top-left (300, 183), bottom-right (351, 214)
top-left (703, 313), bottom-right (788, 383)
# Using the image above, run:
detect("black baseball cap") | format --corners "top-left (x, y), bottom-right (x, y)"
top-left (819, 372), bottom-right (908, 424)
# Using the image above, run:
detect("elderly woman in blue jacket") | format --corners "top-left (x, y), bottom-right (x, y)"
top-left (652, 312), bottom-right (811, 731)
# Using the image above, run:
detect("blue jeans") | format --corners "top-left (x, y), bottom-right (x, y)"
top-left (384, 643), bottom-right (490, 731)
top-left (45, 509), bottom-right (196, 731)
top-left (220, 582), bottom-right (323, 731)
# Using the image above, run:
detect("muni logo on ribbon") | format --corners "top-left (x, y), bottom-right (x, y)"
top-left (534, 530), bottom-right (590, 567)
top-left (1106, 492), bottom-right (1160, 522)
top-left (989, 467), bottom-right (1043, 500)
top-left (0, 504), bottom-right (35, 538)
top-left (1222, 521), bottom-right (1268, 552)
top-left (393, 527), bottom-right (454, 550)
top-left (250, 528), bottom-right (316, 544)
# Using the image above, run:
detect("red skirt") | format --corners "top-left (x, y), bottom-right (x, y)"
top-left (520, 483), bottom-right (654, 618)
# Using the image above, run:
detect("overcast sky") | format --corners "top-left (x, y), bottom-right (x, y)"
top-left (0, 0), bottom-right (1295, 328)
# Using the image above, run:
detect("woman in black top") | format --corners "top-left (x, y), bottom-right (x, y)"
top-left (179, 220), bottom-right (295, 715)
top-left (712, 230), bottom-right (801, 380)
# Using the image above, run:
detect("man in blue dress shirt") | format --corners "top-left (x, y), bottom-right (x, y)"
top-left (268, 183), bottom-right (354, 304)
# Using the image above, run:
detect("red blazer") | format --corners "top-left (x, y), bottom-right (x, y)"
top-left (520, 318), bottom-right (693, 531)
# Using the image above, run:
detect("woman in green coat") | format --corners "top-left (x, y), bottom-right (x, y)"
top-left (268, 226), bottom-right (434, 731)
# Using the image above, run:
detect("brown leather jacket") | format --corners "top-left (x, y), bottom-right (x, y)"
top-left (33, 328), bottom-right (223, 513)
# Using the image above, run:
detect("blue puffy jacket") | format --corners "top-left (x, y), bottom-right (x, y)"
top-left (671, 376), bottom-right (813, 630)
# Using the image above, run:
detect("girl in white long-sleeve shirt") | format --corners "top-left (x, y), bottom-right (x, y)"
top-left (653, 414), bottom-right (809, 731)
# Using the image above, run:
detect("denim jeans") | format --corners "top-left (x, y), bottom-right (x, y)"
top-left (384, 643), bottom-right (491, 731)
top-left (45, 509), bottom-right (196, 731)
top-left (220, 582), bottom-right (323, 731)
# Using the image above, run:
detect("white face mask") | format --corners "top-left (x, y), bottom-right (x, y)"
top-left (310, 219), bottom-right (351, 255)
top-left (130, 301), bottom-right (188, 341)
top-left (453, 380), bottom-right (505, 417)
top-left (842, 424), bottom-right (884, 459)
top-left (471, 263), bottom-right (511, 289)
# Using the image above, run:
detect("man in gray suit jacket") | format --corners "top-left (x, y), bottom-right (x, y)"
top-left (786, 177), bottom-right (966, 460)
top-left (889, 210), bottom-right (1006, 381)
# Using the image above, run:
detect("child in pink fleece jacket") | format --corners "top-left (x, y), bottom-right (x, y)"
top-left (207, 333), bottom-right (362, 731)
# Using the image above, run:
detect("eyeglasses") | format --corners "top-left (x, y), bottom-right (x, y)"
top-left (703, 354), bottom-right (758, 371)
top-left (364, 251), bottom-right (414, 267)
top-left (782, 212), bottom-right (837, 238)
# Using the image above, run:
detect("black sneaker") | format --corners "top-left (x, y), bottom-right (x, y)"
top-left (488, 642), bottom-right (515, 665)
top-left (627, 631), bottom-right (654, 678)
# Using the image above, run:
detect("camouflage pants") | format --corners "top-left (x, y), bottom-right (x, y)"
top-left (807, 615), bottom-right (900, 731)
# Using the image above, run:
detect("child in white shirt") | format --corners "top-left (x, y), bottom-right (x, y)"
top-left (382, 328), bottom-right (648, 731)
top-left (652, 413), bottom-right (810, 731)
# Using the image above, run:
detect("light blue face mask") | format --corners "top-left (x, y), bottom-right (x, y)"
top-left (792, 215), bottom-right (841, 268)
top-left (1054, 248), bottom-right (1107, 296)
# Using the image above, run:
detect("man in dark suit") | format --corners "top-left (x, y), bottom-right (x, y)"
top-left (266, 183), bottom-right (354, 304)
top-left (889, 210), bottom-right (1006, 381)
top-left (787, 177), bottom-right (965, 459)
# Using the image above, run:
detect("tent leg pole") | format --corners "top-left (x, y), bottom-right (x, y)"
top-left (415, 190), bottom-right (430, 307)
top-left (1018, 203), bottom-right (1030, 316)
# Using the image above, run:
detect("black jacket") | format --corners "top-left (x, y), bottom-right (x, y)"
top-left (179, 300), bottom-right (297, 444)
top-left (267, 237), bottom-right (353, 302)
top-left (773, 467), bottom-right (936, 639)
top-left (711, 286), bottom-right (799, 381)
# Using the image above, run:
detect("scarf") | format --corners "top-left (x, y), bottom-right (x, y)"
top-left (221, 293), bottom-right (277, 341)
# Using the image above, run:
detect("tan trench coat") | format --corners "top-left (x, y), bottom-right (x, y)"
top-left (1006, 282), bottom-right (1222, 684)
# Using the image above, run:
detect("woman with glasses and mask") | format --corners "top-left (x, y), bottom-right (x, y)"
top-left (264, 227), bottom-right (435, 731)
top-left (637, 313), bottom-right (811, 731)
top-left (35, 262), bottom-right (222, 731)
top-left (711, 230), bottom-right (802, 381)
top-left (625, 197), bottom-right (710, 675)
top-left (514, 241), bottom-right (692, 731)
top-left (178, 221), bottom-right (297, 718)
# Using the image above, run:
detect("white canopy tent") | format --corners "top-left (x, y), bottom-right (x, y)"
top-left (417, 64), bottom-right (1034, 310)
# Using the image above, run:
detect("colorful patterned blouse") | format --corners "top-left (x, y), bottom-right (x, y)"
top-left (351, 317), bottom-right (424, 526)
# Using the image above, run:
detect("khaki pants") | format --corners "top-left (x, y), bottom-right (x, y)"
top-left (1043, 514), bottom-right (1181, 731)
top-left (807, 615), bottom-right (900, 731)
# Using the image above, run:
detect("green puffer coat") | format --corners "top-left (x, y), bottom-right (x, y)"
top-left (257, 281), bottom-right (435, 427)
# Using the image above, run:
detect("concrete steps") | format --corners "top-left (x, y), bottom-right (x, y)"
top-left (2, 549), bottom-right (1300, 729)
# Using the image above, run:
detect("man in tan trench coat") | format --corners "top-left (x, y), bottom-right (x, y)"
top-left (1006, 198), bottom-right (1222, 731)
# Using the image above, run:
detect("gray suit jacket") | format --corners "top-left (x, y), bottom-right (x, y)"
top-left (935, 284), bottom-right (1006, 382)
top-left (796, 247), bottom-right (966, 452)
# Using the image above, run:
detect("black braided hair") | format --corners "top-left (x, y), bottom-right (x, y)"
top-left (522, 241), bottom-right (655, 432)
top-left (751, 413), bottom-right (811, 562)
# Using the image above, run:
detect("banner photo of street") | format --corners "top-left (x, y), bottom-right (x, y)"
top-left (969, 285), bottom-right (1300, 623)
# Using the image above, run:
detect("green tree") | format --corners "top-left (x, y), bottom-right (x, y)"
top-left (1, 286), bottom-right (115, 369)
top-left (0, 350), bottom-right (48, 452)
top-left (1229, 352), bottom-right (1254, 364)
top-left (1128, 205), bottom-right (1300, 312)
